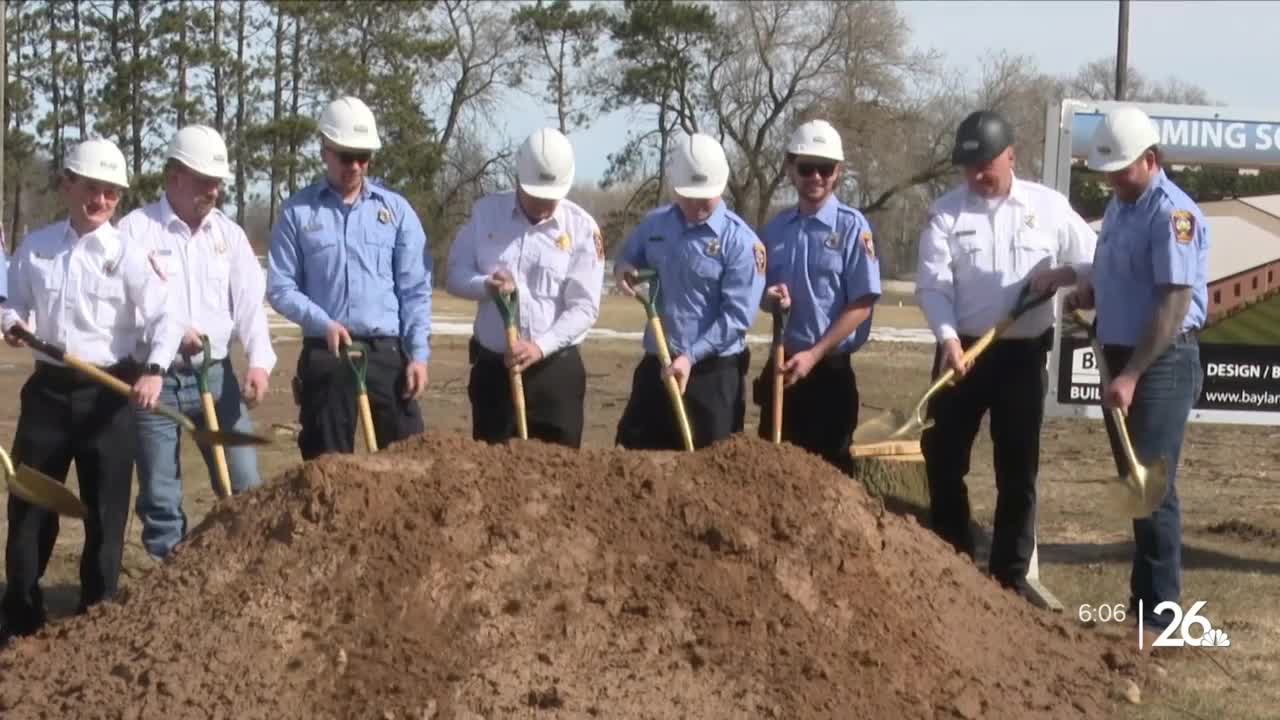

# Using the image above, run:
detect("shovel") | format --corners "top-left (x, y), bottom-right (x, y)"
top-left (626, 269), bottom-right (694, 452)
top-left (491, 286), bottom-right (529, 440)
top-left (1067, 310), bottom-right (1169, 518)
top-left (0, 445), bottom-right (87, 519)
top-left (342, 341), bottom-right (378, 453)
top-left (769, 304), bottom-right (790, 444)
top-left (852, 281), bottom-right (1055, 445)
top-left (184, 335), bottom-right (232, 499)
top-left (10, 326), bottom-right (271, 448)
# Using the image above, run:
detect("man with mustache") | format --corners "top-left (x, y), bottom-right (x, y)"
top-left (613, 132), bottom-right (766, 450)
top-left (914, 110), bottom-right (1097, 600)
top-left (117, 125), bottom-right (276, 562)
top-left (0, 138), bottom-right (181, 645)
top-left (268, 96), bottom-right (431, 459)
top-left (753, 119), bottom-right (881, 474)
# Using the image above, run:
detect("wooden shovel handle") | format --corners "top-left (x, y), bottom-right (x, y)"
top-left (506, 326), bottom-right (529, 440)
top-left (357, 392), bottom-right (378, 452)
top-left (650, 317), bottom-right (694, 452)
top-left (199, 391), bottom-right (233, 499)
top-left (771, 341), bottom-right (784, 444)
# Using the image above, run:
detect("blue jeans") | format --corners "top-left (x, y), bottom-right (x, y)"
top-left (134, 358), bottom-right (261, 559)
top-left (1101, 336), bottom-right (1202, 631)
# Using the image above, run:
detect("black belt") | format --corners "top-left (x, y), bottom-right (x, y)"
top-left (303, 335), bottom-right (401, 352)
top-left (469, 337), bottom-right (576, 364)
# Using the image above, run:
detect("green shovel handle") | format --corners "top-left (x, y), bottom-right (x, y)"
top-left (491, 286), bottom-right (520, 329)
top-left (626, 268), bottom-right (661, 318)
top-left (180, 334), bottom-right (215, 394)
top-left (770, 305), bottom-right (790, 344)
top-left (341, 341), bottom-right (371, 394)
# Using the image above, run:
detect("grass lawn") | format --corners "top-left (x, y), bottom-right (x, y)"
top-left (1202, 292), bottom-right (1280, 345)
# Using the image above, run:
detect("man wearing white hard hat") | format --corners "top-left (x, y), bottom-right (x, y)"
top-left (117, 124), bottom-right (277, 561)
top-left (446, 128), bottom-right (604, 447)
top-left (753, 119), bottom-right (881, 475)
top-left (0, 138), bottom-right (182, 645)
top-left (1063, 105), bottom-right (1207, 644)
top-left (268, 96), bottom-right (431, 459)
top-left (915, 109), bottom-right (1096, 600)
top-left (613, 132), bottom-right (766, 449)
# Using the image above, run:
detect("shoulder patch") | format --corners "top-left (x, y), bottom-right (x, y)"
top-left (753, 240), bottom-right (766, 275)
top-left (1171, 210), bottom-right (1195, 245)
top-left (861, 229), bottom-right (875, 259)
top-left (593, 226), bottom-right (604, 261)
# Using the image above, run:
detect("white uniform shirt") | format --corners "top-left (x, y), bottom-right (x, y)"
top-left (117, 196), bottom-right (276, 372)
top-left (1, 219), bottom-right (181, 368)
top-left (446, 192), bottom-right (605, 357)
top-left (915, 176), bottom-right (1098, 341)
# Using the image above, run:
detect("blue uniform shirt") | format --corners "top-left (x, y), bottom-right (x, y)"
top-left (1093, 170), bottom-right (1209, 347)
top-left (760, 195), bottom-right (881, 355)
top-left (267, 177), bottom-right (433, 362)
top-left (615, 202), bottom-right (765, 362)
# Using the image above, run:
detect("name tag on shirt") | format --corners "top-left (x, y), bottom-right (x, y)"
top-left (302, 222), bottom-right (323, 233)
top-left (153, 249), bottom-right (173, 256)
top-left (647, 235), bottom-right (664, 243)
top-left (35, 251), bottom-right (55, 259)
top-left (953, 229), bottom-right (976, 237)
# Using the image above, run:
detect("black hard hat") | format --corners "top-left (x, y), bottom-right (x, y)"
top-left (951, 110), bottom-right (1014, 166)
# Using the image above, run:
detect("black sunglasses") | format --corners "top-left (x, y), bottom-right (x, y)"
top-left (327, 146), bottom-right (372, 165)
top-left (796, 161), bottom-right (836, 178)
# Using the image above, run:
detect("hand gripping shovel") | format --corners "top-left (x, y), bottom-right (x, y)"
top-left (852, 282), bottom-right (1055, 445)
top-left (491, 287), bottom-right (529, 440)
top-left (10, 326), bottom-right (271, 448)
top-left (342, 341), bottom-right (378, 453)
top-left (1067, 310), bottom-right (1169, 518)
top-left (184, 335), bottom-right (232, 499)
top-left (770, 305), bottom-right (790, 444)
top-left (627, 269), bottom-right (695, 452)
top-left (0, 445), bottom-right (87, 519)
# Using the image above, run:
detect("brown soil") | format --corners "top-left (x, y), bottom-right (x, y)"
top-left (0, 432), bottom-right (1141, 720)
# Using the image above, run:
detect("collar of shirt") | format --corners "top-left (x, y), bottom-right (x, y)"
top-left (157, 193), bottom-right (217, 237)
top-left (785, 194), bottom-right (840, 230)
top-left (508, 193), bottom-right (566, 230)
top-left (64, 219), bottom-right (121, 259)
top-left (964, 173), bottom-right (1034, 213)
top-left (318, 178), bottom-right (383, 208)
top-left (672, 201), bottom-right (729, 237)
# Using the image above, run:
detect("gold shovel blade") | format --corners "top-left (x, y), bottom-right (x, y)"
top-left (9, 465), bottom-right (87, 519)
top-left (1100, 458), bottom-right (1170, 519)
top-left (851, 409), bottom-right (934, 446)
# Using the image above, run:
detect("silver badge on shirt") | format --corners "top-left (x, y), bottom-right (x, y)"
top-left (824, 232), bottom-right (842, 250)
top-left (706, 239), bottom-right (721, 256)
top-left (378, 207), bottom-right (392, 224)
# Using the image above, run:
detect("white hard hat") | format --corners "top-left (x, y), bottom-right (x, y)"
top-left (786, 119), bottom-right (844, 162)
top-left (517, 128), bottom-right (575, 200)
top-left (64, 138), bottom-right (129, 188)
top-left (318, 96), bottom-right (382, 151)
top-left (670, 133), bottom-right (729, 199)
top-left (166, 124), bottom-right (233, 180)
top-left (1087, 105), bottom-right (1161, 173)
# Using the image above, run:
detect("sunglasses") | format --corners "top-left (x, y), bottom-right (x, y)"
top-left (328, 147), bottom-right (372, 165)
top-left (795, 161), bottom-right (836, 179)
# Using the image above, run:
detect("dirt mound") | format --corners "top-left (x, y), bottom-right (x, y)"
top-left (1205, 518), bottom-right (1280, 547)
top-left (0, 433), bottom-right (1138, 719)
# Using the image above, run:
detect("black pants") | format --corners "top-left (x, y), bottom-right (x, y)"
top-left (753, 352), bottom-right (858, 475)
top-left (295, 337), bottom-right (424, 460)
top-left (919, 333), bottom-right (1049, 590)
top-left (467, 338), bottom-right (586, 448)
top-left (3, 361), bottom-right (138, 637)
top-left (615, 350), bottom-right (749, 450)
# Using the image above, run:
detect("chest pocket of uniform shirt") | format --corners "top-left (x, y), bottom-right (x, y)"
top-left (532, 243), bottom-right (571, 298)
top-left (84, 273), bottom-right (126, 329)
top-left (685, 243), bottom-right (723, 286)
top-left (951, 235), bottom-right (988, 279)
top-left (203, 255), bottom-right (232, 307)
top-left (366, 224), bottom-right (397, 276)
top-left (1013, 228), bottom-right (1056, 275)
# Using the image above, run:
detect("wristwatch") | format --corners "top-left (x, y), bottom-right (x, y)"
top-left (143, 363), bottom-right (167, 377)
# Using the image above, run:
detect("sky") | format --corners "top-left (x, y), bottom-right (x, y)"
top-left (489, 0), bottom-right (1280, 185)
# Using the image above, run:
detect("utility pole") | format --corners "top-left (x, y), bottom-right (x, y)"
top-left (1115, 0), bottom-right (1130, 101)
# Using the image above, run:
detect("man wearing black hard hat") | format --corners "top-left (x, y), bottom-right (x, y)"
top-left (914, 109), bottom-right (1097, 600)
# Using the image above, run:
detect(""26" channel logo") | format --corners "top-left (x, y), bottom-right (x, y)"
top-left (1144, 600), bottom-right (1231, 648)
